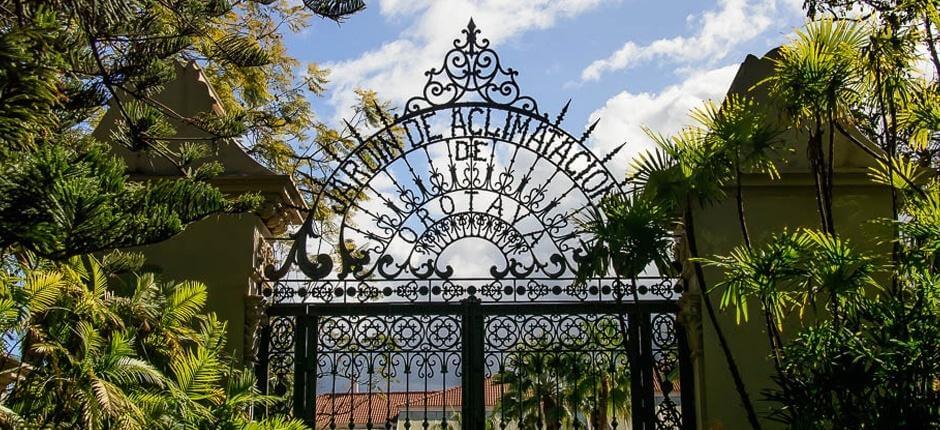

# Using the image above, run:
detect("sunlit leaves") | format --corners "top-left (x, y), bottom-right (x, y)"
top-left (800, 230), bottom-right (880, 314)
top-left (867, 154), bottom-right (925, 191)
top-left (898, 81), bottom-right (940, 150)
top-left (702, 231), bottom-right (809, 329)
top-left (692, 95), bottom-right (786, 178)
top-left (1, 254), bottom-right (304, 428)
top-left (763, 19), bottom-right (868, 125)
top-left (306, 63), bottom-right (330, 95)
top-left (704, 229), bottom-right (879, 328)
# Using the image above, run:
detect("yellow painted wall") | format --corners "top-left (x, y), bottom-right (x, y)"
top-left (684, 49), bottom-right (896, 429)
top-left (690, 171), bottom-right (893, 429)
top-left (128, 214), bottom-right (269, 362)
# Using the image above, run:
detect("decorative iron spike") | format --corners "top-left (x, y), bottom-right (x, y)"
top-left (372, 100), bottom-right (393, 128)
top-left (601, 141), bottom-right (627, 164)
top-left (554, 99), bottom-right (572, 127)
top-left (580, 118), bottom-right (600, 142)
top-left (466, 19), bottom-right (478, 49)
top-left (344, 119), bottom-right (367, 145)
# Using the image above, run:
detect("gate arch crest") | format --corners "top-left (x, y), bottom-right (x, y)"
top-left (263, 20), bottom-right (661, 303)
top-left (257, 21), bottom-right (693, 430)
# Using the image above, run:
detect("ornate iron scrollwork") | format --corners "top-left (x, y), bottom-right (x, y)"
top-left (263, 20), bottom-right (644, 303)
top-left (259, 21), bottom-right (692, 430)
top-left (404, 19), bottom-right (539, 115)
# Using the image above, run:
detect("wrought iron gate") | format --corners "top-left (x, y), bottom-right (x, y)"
top-left (257, 20), bottom-right (694, 429)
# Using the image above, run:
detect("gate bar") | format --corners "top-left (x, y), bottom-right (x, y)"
top-left (461, 298), bottom-right (485, 430)
top-left (292, 312), bottom-right (308, 422)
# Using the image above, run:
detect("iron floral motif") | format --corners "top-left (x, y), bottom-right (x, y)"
top-left (404, 19), bottom-right (539, 115)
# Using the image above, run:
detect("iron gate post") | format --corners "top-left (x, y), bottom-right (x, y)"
top-left (292, 309), bottom-right (319, 427)
top-left (254, 321), bottom-right (271, 418)
top-left (630, 309), bottom-right (658, 430)
top-left (292, 313), bottom-right (308, 421)
top-left (639, 311), bottom-right (657, 429)
top-left (677, 322), bottom-right (697, 430)
top-left (461, 297), bottom-right (485, 430)
top-left (629, 311), bottom-right (645, 430)
top-left (305, 314), bottom-right (318, 426)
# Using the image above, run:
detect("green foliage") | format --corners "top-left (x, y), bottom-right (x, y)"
top-left (0, 141), bottom-right (228, 259)
top-left (765, 258), bottom-right (939, 429)
top-left (701, 231), bottom-right (809, 328)
top-left (304, 1), bottom-right (367, 21)
top-left (584, 3), bottom-right (940, 428)
top-left (692, 94), bottom-right (785, 178)
top-left (0, 0), bottom-right (374, 427)
top-left (0, 253), bottom-right (305, 429)
top-left (576, 193), bottom-right (675, 284)
top-left (762, 19), bottom-right (868, 126)
top-left (0, 0), bottom-right (379, 259)
top-left (694, 6), bottom-right (940, 427)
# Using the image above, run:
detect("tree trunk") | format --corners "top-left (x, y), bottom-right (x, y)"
top-left (734, 164), bottom-right (751, 248)
top-left (597, 376), bottom-right (611, 429)
top-left (542, 394), bottom-right (561, 430)
top-left (734, 166), bottom-right (785, 376)
top-left (808, 123), bottom-right (832, 234)
top-left (825, 107), bottom-right (836, 234)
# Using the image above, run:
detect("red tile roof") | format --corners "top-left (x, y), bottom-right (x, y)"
top-left (314, 377), bottom-right (680, 428)
top-left (315, 391), bottom-right (427, 428)
top-left (314, 380), bottom-right (503, 429)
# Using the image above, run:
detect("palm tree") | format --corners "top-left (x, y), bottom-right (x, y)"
top-left (797, 230), bottom-right (879, 322)
top-left (576, 320), bottom-right (632, 429)
top-left (700, 230), bottom-right (809, 370)
top-left (760, 19), bottom-right (868, 235)
top-left (0, 253), bottom-right (304, 429)
top-left (577, 193), bottom-right (676, 300)
top-left (691, 95), bottom-right (784, 247)
top-left (689, 95), bottom-right (795, 374)
top-left (614, 126), bottom-right (765, 430)
top-left (492, 347), bottom-right (570, 430)
top-left (575, 193), bottom-right (673, 429)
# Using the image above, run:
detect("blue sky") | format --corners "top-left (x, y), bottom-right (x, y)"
top-left (285, 0), bottom-right (807, 173)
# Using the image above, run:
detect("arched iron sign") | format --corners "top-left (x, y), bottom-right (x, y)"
top-left (258, 20), bottom-right (694, 430)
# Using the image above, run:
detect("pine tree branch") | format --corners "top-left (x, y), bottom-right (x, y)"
top-left (86, 34), bottom-right (187, 175)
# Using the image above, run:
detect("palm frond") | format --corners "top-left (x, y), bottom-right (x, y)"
top-left (170, 347), bottom-right (223, 401)
top-left (304, 0), bottom-right (366, 21)
top-left (164, 281), bottom-right (207, 326)
top-left (867, 155), bottom-right (925, 192)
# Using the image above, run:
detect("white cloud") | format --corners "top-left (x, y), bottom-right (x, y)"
top-left (580, 0), bottom-right (784, 82)
top-left (323, 0), bottom-right (612, 123)
top-left (586, 64), bottom-right (741, 177)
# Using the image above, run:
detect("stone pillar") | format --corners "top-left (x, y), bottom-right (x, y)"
top-left (680, 51), bottom-right (893, 429)
top-left (93, 62), bottom-right (304, 362)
